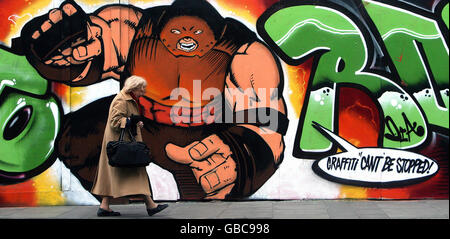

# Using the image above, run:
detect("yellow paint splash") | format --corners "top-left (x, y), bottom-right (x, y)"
top-left (215, 2), bottom-right (258, 26)
top-left (32, 168), bottom-right (66, 206)
top-left (53, 83), bottom-right (88, 110)
top-left (339, 185), bottom-right (368, 199)
top-left (6, 0), bottom-right (51, 43)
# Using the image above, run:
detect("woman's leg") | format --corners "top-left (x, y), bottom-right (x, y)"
top-left (141, 195), bottom-right (169, 216)
top-left (143, 195), bottom-right (158, 209)
top-left (100, 196), bottom-right (112, 211)
top-left (97, 196), bottom-right (121, 216)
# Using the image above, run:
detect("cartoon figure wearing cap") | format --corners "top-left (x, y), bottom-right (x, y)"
top-left (11, 0), bottom-right (288, 199)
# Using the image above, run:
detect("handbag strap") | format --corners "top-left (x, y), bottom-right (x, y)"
top-left (119, 127), bottom-right (136, 142)
top-left (119, 128), bottom-right (125, 141)
top-left (127, 128), bottom-right (136, 142)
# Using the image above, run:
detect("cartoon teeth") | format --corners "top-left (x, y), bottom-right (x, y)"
top-left (177, 38), bottom-right (198, 52)
top-left (180, 43), bottom-right (196, 51)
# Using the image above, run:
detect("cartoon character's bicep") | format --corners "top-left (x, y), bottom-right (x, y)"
top-left (92, 5), bottom-right (143, 75)
top-left (227, 41), bottom-right (285, 110)
top-left (225, 41), bottom-right (288, 135)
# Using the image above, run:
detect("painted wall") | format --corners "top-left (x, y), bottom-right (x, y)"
top-left (0, 0), bottom-right (448, 206)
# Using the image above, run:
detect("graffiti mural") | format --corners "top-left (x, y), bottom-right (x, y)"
top-left (0, 0), bottom-right (448, 207)
top-left (258, 0), bottom-right (448, 197)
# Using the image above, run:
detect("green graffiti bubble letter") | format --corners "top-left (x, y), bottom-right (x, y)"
top-left (261, 3), bottom-right (428, 157)
top-left (0, 48), bottom-right (60, 179)
top-left (364, 0), bottom-right (449, 130)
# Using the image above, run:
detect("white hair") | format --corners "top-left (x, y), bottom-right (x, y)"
top-left (123, 76), bottom-right (147, 93)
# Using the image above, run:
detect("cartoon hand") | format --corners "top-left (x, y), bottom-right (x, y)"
top-left (165, 134), bottom-right (237, 199)
top-left (31, 1), bottom-right (102, 66)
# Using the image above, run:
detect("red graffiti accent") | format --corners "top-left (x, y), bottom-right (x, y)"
top-left (338, 87), bottom-right (380, 148)
top-left (218, 0), bottom-right (277, 17)
top-left (396, 49), bottom-right (404, 62)
top-left (0, 180), bottom-right (37, 207)
top-left (405, 133), bottom-right (449, 199)
top-left (289, 57), bottom-right (313, 116)
top-left (0, 0), bottom-right (38, 41)
top-left (51, 82), bottom-right (68, 99)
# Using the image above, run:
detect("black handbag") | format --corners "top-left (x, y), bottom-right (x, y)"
top-left (106, 127), bottom-right (151, 167)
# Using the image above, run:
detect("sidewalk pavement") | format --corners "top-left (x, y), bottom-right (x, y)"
top-left (0, 199), bottom-right (448, 219)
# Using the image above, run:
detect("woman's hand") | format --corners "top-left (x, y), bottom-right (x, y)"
top-left (137, 121), bottom-right (144, 129)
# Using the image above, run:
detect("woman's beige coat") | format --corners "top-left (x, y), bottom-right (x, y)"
top-left (91, 89), bottom-right (151, 198)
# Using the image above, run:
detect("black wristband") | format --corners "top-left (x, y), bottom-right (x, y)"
top-left (224, 108), bottom-right (289, 135)
top-left (217, 125), bottom-right (280, 199)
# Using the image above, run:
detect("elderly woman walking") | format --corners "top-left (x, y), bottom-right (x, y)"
top-left (91, 76), bottom-right (168, 217)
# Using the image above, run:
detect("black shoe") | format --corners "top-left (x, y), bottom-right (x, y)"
top-left (97, 208), bottom-right (121, 217)
top-left (147, 204), bottom-right (168, 216)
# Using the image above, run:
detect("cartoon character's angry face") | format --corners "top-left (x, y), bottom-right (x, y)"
top-left (160, 16), bottom-right (217, 57)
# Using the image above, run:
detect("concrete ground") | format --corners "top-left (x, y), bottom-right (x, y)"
top-left (0, 199), bottom-right (448, 219)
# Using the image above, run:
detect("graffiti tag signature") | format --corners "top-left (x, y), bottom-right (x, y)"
top-left (384, 112), bottom-right (425, 142)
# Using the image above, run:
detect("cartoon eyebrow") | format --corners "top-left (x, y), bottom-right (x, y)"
top-left (182, 27), bottom-right (187, 31)
top-left (189, 26), bottom-right (194, 31)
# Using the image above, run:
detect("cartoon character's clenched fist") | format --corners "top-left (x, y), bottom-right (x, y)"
top-left (15, 0), bottom-right (132, 86)
top-left (165, 134), bottom-right (237, 199)
top-left (31, 4), bottom-right (102, 67)
top-left (25, 1), bottom-right (102, 82)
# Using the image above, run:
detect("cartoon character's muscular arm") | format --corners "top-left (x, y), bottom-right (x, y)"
top-left (225, 42), bottom-right (287, 164)
top-left (166, 42), bottom-right (288, 199)
top-left (16, 1), bottom-right (142, 86)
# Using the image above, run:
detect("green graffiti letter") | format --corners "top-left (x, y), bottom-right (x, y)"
top-left (364, 0), bottom-right (449, 130)
top-left (262, 4), bottom-right (430, 158)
